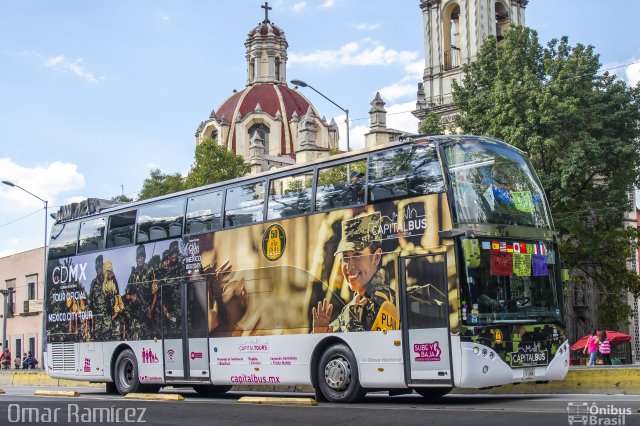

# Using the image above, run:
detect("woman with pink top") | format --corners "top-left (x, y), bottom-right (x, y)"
top-left (583, 329), bottom-right (600, 366)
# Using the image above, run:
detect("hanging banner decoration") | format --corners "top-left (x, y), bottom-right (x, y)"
top-left (490, 252), bottom-right (513, 276)
top-left (512, 253), bottom-right (532, 276)
top-left (532, 254), bottom-right (548, 277)
top-left (491, 241), bottom-right (500, 251)
top-left (512, 191), bottom-right (534, 213)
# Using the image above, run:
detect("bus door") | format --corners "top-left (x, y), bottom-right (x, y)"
top-left (162, 279), bottom-right (210, 381)
top-left (399, 254), bottom-right (453, 386)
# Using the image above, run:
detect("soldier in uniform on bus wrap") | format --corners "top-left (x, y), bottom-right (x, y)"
top-left (92, 259), bottom-right (124, 341)
top-left (88, 255), bottom-right (105, 340)
top-left (124, 244), bottom-right (153, 340)
top-left (312, 212), bottom-right (399, 333)
top-left (162, 241), bottom-right (186, 332)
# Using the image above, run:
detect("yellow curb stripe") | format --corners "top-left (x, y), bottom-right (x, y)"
top-left (238, 396), bottom-right (318, 406)
top-left (124, 393), bottom-right (184, 401)
top-left (33, 390), bottom-right (80, 397)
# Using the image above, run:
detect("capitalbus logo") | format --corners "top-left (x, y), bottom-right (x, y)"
top-left (414, 341), bottom-right (442, 362)
top-left (238, 339), bottom-right (269, 353)
top-left (142, 348), bottom-right (159, 364)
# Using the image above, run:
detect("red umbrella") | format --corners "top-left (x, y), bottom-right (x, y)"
top-left (570, 330), bottom-right (632, 351)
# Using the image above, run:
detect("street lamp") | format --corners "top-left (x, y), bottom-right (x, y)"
top-left (290, 79), bottom-right (350, 153)
top-left (2, 180), bottom-right (48, 366)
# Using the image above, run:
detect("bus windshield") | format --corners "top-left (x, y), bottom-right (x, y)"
top-left (462, 238), bottom-right (561, 325)
top-left (444, 138), bottom-right (551, 229)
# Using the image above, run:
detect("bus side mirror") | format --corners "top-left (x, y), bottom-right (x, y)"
top-left (561, 268), bottom-right (570, 283)
top-left (462, 239), bottom-right (480, 268)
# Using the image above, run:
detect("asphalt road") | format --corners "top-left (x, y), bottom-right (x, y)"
top-left (0, 385), bottom-right (638, 426)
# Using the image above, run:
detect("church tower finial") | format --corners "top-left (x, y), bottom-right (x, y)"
top-left (245, 3), bottom-right (288, 85)
top-left (261, 2), bottom-right (272, 23)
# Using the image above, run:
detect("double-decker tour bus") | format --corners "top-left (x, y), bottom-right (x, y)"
top-left (44, 135), bottom-right (569, 402)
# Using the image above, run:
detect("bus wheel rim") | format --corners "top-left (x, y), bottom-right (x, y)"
top-left (324, 356), bottom-right (351, 390)
top-left (119, 359), bottom-right (134, 389)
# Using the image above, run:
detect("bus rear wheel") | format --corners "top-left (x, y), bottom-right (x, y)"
top-left (415, 387), bottom-right (451, 399)
top-left (114, 349), bottom-right (144, 395)
top-left (193, 385), bottom-right (233, 396)
top-left (316, 344), bottom-right (366, 403)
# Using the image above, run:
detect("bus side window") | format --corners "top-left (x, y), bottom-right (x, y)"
top-left (78, 217), bottom-right (106, 254)
top-left (267, 172), bottom-right (313, 220)
top-left (368, 145), bottom-right (445, 203)
top-left (224, 182), bottom-right (265, 227)
top-left (106, 210), bottom-right (137, 248)
top-left (137, 198), bottom-right (185, 243)
top-left (315, 160), bottom-right (366, 211)
top-left (185, 190), bottom-right (223, 235)
top-left (48, 222), bottom-right (80, 259)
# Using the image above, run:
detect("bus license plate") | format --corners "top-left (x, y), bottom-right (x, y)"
top-left (523, 367), bottom-right (535, 380)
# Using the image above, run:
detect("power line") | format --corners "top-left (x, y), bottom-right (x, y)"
top-left (0, 208), bottom-right (43, 228)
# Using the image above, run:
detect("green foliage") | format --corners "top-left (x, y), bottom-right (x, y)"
top-left (184, 137), bottom-right (251, 189)
top-left (418, 112), bottom-right (445, 135)
top-left (138, 169), bottom-right (185, 201)
top-left (111, 194), bottom-right (133, 203)
top-left (138, 137), bottom-right (250, 201)
top-left (453, 26), bottom-right (640, 328)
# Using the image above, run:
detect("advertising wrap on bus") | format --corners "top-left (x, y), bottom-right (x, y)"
top-left (45, 192), bottom-right (457, 344)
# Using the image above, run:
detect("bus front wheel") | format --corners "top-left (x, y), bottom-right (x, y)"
top-left (415, 387), bottom-right (451, 399)
top-left (114, 349), bottom-right (144, 395)
top-left (317, 344), bottom-right (366, 403)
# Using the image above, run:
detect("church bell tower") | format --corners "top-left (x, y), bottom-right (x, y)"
top-left (414, 0), bottom-right (529, 125)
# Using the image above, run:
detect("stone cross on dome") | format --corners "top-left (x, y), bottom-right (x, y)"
top-left (261, 2), bottom-right (272, 23)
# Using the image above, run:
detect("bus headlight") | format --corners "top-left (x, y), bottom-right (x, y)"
top-left (482, 366), bottom-right (489, 374)
top-left (481, 349), bottom-right (488, 357)
top-left (473, 346), bottom-right (479, 355)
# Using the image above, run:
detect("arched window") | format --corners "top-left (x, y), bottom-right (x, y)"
top-left (249, 58), bottom-right (255, 82)
top-left (275, 57), bottom-right (280, 81)
top-left (443, 3), bottom-right (461, 71)
top-left (210, 130), bottom-right (218, 142)
top-left (249, 123), bottom-right (271, 155)
top-left (495, 2), bottom-right (510, 42)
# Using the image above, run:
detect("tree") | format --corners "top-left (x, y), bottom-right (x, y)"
top-left (138, 137), bottom-right (250, 200)
top-left (418, 112), bottom-right (445, 135)
top-left (184, 137), bottom-right (250, 189)
top-left (138, 169), bottom-right (185, 201)
top-left (453, 26), bottom-right (640, 327)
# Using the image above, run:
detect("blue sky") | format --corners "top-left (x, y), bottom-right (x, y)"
top-left (1, 0), bottom-right (639, 257)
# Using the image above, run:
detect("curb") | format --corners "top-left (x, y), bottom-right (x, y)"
top-left (238, 396), bottom-right (318, 406)
top-left (124, 393), bottom-right (184, 401)
top-left (33, 390), bottom-right (80, 397)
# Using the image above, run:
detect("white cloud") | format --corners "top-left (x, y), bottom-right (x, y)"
top-left (289, 39), bottom-right (419, 69)
top-left (44, 55), bottom-right (102, 84)
top-left (158, 14), bottom-right (170, 22)
top-left (64, 195), bottom-right (89, 204)
top-left (319, 0), bottom-right (335, 8)
top-left (379, 82), bottom-right (417, 102)
top-left (625, 60), bottom-right (640, 87)
top-left (0, 158), bottom-right (86, 207)
top-left (291, 1), bottom-right (307, 12)
top-left (354, 22), bottom-right (381, 31)
top-left (386, 100), bottom-right (419, 134)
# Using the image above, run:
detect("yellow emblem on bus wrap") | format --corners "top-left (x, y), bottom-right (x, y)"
top-left (495, 329), bottom-right (503, 343)
top-left (372, 301), bottom-right (400, 332)
top-left (262, 224), bottom-right (286, 261)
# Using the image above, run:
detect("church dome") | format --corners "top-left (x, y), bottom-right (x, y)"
top-left (216, 83), bottom-right (314, 124)
top-left (249, 21), bottom-right (283, 38)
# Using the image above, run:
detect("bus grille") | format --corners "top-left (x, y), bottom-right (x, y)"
top-left (51, 343), bottom-right (76, 371)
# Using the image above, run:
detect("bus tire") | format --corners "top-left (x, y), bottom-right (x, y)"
top-left (415, 387), bottom-right (451, 399)
top-left (114, 349), bottom-right (143, 395)
top-left (105, 381), bottom-right (118, 394)
top-left (317, 343), bottom-right (366, 403)
top-left (193, 385), bottom-right (232, 396)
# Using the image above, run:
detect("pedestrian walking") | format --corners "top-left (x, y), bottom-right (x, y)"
top-left (583, 328), bottom-right (599, 366)
top-left (598, 330), bottom-right (612, 365)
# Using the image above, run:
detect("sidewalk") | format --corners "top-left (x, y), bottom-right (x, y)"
top-left (0, 366), bottom-right (637, 394)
